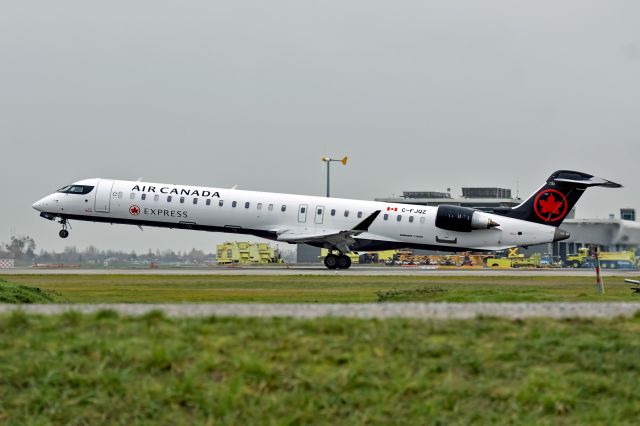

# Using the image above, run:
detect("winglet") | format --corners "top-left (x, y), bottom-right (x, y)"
top-left (352, 210), bottom-right (381, 232)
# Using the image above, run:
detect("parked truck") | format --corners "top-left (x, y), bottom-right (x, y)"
top-left (565, 248), bottom-right (637, 269)
top-left (486, 248), bottom-right (542, 268)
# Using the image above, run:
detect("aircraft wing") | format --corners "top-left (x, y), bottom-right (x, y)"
top-left (277, 210), bottom-right (381, 253)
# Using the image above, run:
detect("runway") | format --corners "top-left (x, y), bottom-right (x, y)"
top-left (2, 302), bottom-right (640, 319)
top-left (1, 266), bottom-right (639, 277)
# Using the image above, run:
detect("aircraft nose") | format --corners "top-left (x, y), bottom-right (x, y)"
top-left (32, 197), bottom-right (47, 212)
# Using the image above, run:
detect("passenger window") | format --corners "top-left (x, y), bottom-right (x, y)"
top-left (384, 214), bottom-right (389, 220)
top-left (281, 205), bottom-right (287, 212)
top-left (397, 215), bottom-right (402, 222)
top-left (167, 196), bottom-right (172, 202)
top-left (130, 193), bottom-right (135, 200)
top-left (118, 192), bottom-right (123, 199)
top-left (232, 201), bottom-right (237, 208)
top-left (219, 200), bottom-right (224, 207)
top-left (409, 216), bottom-right (414, 223)
top-left (193, 198), bottom-right (198, 205)
top-left (180, 197), bottom-right (185, 204)
top-left (257, 203), bottom-right (262, 210)
top-left (344, 210), bottom-right (349, 217)
top-left (331, 209), bottom-right (336, 216)
top-left (206, 199), bottom-right (211, 206)
top-left (420, 217), bottom-right (426, 224)
top-left (268, 204), bottom-right (274, 211)
top-left (357, 212), bottom-right (363, 218)
top-left (141, 194), bottom-right (146, 201)
top-left (154, 195), bottom-right (159, 202)
top-left (245, 202), bottom-right (250, 209)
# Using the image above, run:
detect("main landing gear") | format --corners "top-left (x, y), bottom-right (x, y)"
top-left (324, 252), bottom-right (352, 270)
top-left (58, 219), bottom-right (70, 239)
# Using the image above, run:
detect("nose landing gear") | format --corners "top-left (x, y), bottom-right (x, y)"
top-left (58, 219), bottom-right (70, 238)
top-left (323, 251), bottom-right (353, 270)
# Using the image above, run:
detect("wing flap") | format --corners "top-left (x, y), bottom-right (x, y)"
top-left (276, 210), bottom-right (381, 252)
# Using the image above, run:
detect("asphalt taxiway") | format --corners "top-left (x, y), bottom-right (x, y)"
top-left (1, 266), bottom-right (638, 277)
top-left (2, 302), bottom-right (640, 319)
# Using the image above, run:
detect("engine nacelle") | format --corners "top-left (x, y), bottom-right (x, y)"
top-left (435, 206), bottom-right (500, 233)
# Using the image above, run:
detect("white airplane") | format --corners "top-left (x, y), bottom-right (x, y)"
top-left (32, 170), bottom-right (621, 269)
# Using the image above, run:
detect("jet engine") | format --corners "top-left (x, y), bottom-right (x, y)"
top-left (435, 206), bottom-right (500, 233)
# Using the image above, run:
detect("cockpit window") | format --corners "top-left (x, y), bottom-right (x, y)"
top-left (57, 185), bottom-right (94, 195)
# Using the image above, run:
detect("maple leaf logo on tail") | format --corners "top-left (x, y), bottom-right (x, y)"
top-left (539, 195), bottom-right (563, 215)
top-left (533, 189), bottom-right (568, 222)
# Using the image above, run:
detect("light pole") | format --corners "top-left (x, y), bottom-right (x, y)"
top-left (322, 156), bottom-right (348, 197)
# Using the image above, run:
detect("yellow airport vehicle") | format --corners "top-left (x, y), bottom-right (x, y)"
top-left (565, 247), bottom-right (637, 269)
top-left (486, 248), bottom-right (542, 268)
top-left (217, 242), bottom-right (282, 265)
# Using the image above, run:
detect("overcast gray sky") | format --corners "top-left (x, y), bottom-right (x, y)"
top-left (1, 0), bottom-right (638, 253)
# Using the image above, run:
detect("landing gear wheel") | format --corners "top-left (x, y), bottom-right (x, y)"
top-left (337, 255), bottom-right (352, 270)
top-left (58, 218), bottom-right (70, 238)
top-left (324, 254), bottom-right (339, 270)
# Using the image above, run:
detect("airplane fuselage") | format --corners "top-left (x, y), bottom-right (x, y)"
top-left (32, 178), bottom-right (561, 254)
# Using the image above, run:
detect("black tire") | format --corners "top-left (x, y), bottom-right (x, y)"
top-left (59, 229), bottom-right (69, 239)
top-left (337, 255), bottom-right (352, 270)
top-left (324, 254), bottom-right (338, 270)
top-left (571, 260), bottom-right (581, 268)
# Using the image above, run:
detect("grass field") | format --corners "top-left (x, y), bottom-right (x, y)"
top-left (1, 312), bottom-right (639, 425)
top-left (2, 274), bottom-right (640, 303)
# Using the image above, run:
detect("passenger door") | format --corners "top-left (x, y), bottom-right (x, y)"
top-left (94, 179), bottom-right (114, 213)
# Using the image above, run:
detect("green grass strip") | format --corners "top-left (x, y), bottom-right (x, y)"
top-left (1, 313), bottom-right (640, 424)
